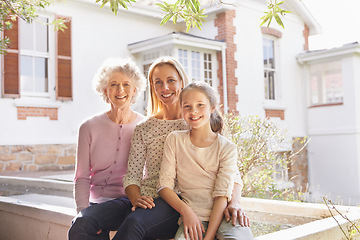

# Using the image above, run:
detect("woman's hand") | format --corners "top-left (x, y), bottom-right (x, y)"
top-left (125, 185), bottom-right (155, 211)
top-left (182, 207), bottom-right (205, 240)
top-left (130, 195), bottom-right (155, 211)
top-left (224, 202), bottom-right (250, 227)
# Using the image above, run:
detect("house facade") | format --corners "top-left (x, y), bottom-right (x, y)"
top-left (3, 0), bottom-right (357, 205)
top-left (297, 42), bottom-right (360, 205)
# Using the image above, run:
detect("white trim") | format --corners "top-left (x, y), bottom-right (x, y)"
top-left (284, 0), bottom-right (322, 36)
top-left (262, 102), bottom-right (286, 111)
top-left (14, 98), bottom-right (62, 108)
top-left (128, 33), bottom-right (225, 54)
top-left (309, 127), bottom-right (360, 136)
top-left (72, 0), bottom-right (163, 19)
top-left (221, 45), bottom-right (228, 114)
top-left (297, 43), bottom-right (360, 64)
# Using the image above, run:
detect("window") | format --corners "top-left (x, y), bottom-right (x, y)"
top-left (2, 16), bottom-right (72, 100)
top-left (178, 49), bottom-right (214, 85)
top-left (178, 49), bottom-right (189, 74)
top-left (20, 17), bottom-right (49, 97)
top-left (263, 38), bottom-right (276, 100)
top-left (191, 51), bottom-right (200, 81)
top-left (309, 61), bottom-right (343, 106)
top-left (204, 53), bottom-right (213, 86)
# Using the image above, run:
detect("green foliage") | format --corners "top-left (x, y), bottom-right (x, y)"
top-left (224, 114), bottom-right (308, 201)
top-left (0, 0), bottom-right (66, 54)
top-left (1, 0), bottom-right (294, 54)
top-left (104, 0), bottom-right (292, 32)
top-left (96, 0), bottom-right (136, 14)
top-left (157, 0), bottom-right (207, 32)
top-left (261, 0), bottom-right (291, 28)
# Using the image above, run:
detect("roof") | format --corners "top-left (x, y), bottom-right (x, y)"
top-left (128, 32), bottom-right (226, 54)
top-left (297, 42), bottom-right (360, 63)
top-left (284, 0), bottom-right (322, 36)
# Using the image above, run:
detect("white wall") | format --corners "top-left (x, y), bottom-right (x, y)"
top-left (233, 1), bottom-right (308, 139)
top-left (307, 54), bottom-right (360, 205)
top-left (0, 0), bottom-right (177, 145)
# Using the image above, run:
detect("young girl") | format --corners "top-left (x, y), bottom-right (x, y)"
top-left (158, 82), bottom-right (239, 240)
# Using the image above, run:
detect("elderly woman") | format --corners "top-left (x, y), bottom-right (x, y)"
top-left (68, 58), bottom-right (146, 240)
top-left (113, 56), bottom-right (253, 240)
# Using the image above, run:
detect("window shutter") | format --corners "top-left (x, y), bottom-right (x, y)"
top-left (56, 16), bottom-right (72, 100)
top-left (2, 17), bottom-right (20, 98)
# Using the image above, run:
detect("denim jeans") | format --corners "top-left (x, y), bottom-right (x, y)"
top-left (68, 197), bottom-right (132, 240)
top-left (175, 218), bottom-right (254, 240)
top-left (112, 197), bottom-right (180, 240)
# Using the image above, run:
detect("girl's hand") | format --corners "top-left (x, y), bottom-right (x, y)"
top-left (182, 207), bottom-right (205, 240)
top-left (130, 195), bottom-right (155, 211)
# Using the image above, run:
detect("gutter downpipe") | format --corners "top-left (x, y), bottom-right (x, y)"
top-left (221, 44), bottom-right (228, 113)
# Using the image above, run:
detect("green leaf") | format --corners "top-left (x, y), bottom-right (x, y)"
top-left (274, 13), bottom-right (284, 28)
top-left (186, 21), bottom-right (191, 32)
top-left (260, 12), bottom-right (272, 26)
top-left (100, 0), bottom-right (109, 8)
top-left (173, 14), bottom-right (178, 24)
top-left (118, 0), bottom-right (128, 9)
top-left (160, 13), bottom-right (173, 25)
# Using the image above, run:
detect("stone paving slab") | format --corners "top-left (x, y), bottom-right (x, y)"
top-left (8, 193), bottom-right (76, 208)
top-left (0, 170), bottom-right (75, 209)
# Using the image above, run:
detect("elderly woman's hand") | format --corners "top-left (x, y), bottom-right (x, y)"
top-left (130, 195), bottom-right (155, 211)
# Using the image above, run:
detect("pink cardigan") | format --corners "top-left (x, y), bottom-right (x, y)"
top-left (74, 112), bottom-right (143, 212)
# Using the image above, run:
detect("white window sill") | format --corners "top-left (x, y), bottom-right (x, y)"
top-left (14, 97), bottom-right (61, 109)
top-left (263, 100), bottom-right (286, 110)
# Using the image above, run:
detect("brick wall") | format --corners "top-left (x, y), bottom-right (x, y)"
top-left (215, 10), bottom-right (238, 114)
top-left (261, 26), bottom-right (282, 38)
top-left (17, 107), bottom-right (58, 120)
top-left (265, 109), bottom-right (285, 120)
top-left (288, 137), bottom-right (308, 192)
top-left (303, 24), bottom-right (310, 51)
top-left (0, 144), bottom-right (76, 171)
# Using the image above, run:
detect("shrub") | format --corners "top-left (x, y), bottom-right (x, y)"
top-left (223, 114), bottom-right (308, 201)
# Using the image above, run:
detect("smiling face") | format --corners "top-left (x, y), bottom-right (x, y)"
top-left (151, 64), bottom-right (183, 107)
top-left (181, 89), bottom-right (214, 130)
top-left (105, 71), bottom-right (136, 110)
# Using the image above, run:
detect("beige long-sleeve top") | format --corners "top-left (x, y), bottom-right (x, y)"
top-left (158, 130), bottom-right (238, 221)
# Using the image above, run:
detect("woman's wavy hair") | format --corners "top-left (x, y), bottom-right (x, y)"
top-left (94, 58), bottom-right (146, 104)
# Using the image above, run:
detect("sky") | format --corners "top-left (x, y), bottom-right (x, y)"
top-left (300, 0), bottom-right (360, 50)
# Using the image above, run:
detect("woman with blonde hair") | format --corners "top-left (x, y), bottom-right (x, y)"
top-left (113, 56), bottom-right (253, 240)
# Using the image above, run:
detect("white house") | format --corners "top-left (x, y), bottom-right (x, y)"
top-left (297, 42), bottom-right (360, 205)
top-left (2, 0), bottom-right (358, 205)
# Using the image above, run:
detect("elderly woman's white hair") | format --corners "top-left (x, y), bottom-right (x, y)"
top-left (94, 58), bottom-right (146, 104)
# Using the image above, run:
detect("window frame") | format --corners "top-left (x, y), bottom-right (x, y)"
top-left (19, 15), bottom-right (54, 98)
top-left (262, 35), bottom-right (280, 102)
top-left (309, 60), bottom-right (343, 107)
top-left (176, 47), bottom-right (217, 89)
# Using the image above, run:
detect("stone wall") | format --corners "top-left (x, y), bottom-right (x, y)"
top-left (0, 144), bottom-right (76, 172)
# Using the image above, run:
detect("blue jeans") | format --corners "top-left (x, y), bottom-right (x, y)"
top-left (112, 197), bottom-right (180, 240)
top-left (68, 197), bottom-right (132, 240)
top-left (175, 219), bottom-right (254, 240)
